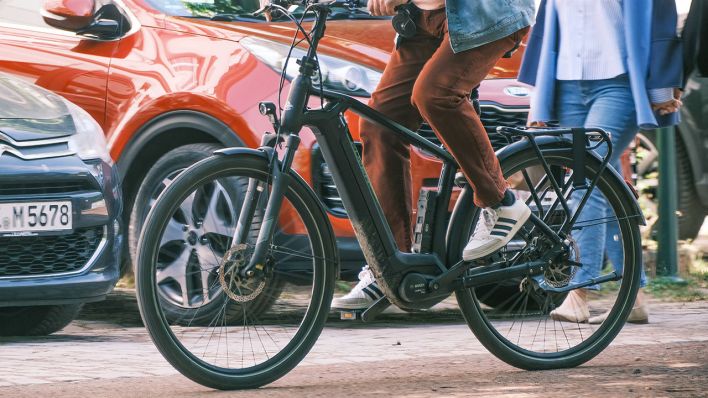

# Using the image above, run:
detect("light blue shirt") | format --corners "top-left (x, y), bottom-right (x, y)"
top-left (555, 0), bottom-right (627, 80)
top-left (554, 0), bottom-right (672, 102)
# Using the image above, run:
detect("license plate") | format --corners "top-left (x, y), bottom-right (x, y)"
top-left (0, 201), bottom-right (72, 233)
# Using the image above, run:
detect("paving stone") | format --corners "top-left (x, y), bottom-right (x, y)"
top-left (0, 292), bottom-right (705, 387)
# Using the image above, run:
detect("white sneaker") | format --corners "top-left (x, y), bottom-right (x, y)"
top-left (462, 199), bottom-right (531, 261)
top-left (331, 266), bottom-right (384, 310)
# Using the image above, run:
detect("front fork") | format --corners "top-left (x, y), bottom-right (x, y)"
top-left (232, 130), bottom-right (301, 277)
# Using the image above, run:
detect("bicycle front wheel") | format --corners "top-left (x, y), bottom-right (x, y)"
top-left (453, 147), bottom-right (643, 370)
top-left (136, 153), bottom-right (337, 389)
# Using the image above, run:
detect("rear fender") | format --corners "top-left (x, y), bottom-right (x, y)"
top-left (447, 135), bottom-right (645, 256)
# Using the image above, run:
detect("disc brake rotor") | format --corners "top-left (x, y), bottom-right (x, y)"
top-left (543, 236), bottom-right (580, 288)
top-left (219, 244), bottom-right (266, 302)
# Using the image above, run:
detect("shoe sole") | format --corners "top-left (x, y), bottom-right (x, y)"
top-left (462, 206), bottom-right (532, 261)
top-left (588, 317), bottom-right (648, 325)
top-left (330, 300), bottom-right (373, 311)
top-left (331, 305), bottom-right (370, 311)
top-left (551, 312), bottom-right (588, 323)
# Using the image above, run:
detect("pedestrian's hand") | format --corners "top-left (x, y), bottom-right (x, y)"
top-left (527, 120), bottom-right (547, 128)
top-left (651, 88), bottom-right (683, 116)
top-left (259, 0), bottom-right (273, 22)
top-left (368, 0), bottom-right (407, 16)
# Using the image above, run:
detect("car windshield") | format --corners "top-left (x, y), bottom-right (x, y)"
top-left (146, 0), bottom-right (382, 21)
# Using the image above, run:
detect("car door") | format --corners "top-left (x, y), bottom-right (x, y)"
top-left (0, 0), bottom-right (118, 129)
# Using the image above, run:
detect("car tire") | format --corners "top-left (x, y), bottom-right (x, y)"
top-left (638, 132), bottom-right (707, 240)
top-left (0, 304), bottom-right (83, 336)
top-left (128, 143), bottom-right (223, 270)
top-left (129, 143), bottom-right (284, 325)
top-left (675, 132), bottom-right (708, 240)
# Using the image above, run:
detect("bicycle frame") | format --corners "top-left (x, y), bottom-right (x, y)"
top-left (234, 2), bottom-right (624, 310)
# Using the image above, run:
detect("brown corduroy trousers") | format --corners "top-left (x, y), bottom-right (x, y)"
top-left (360, 8), bottom-right (529, 251)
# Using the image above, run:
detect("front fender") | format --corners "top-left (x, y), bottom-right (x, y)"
top-left (214, 146), bottom-right (341, 278)
top-left (214, 146), bottom-right (271, 159)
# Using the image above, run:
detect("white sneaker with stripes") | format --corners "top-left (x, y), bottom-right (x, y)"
top-left (462, 199), bottom-right (531, 261)
top-left (331, 265), bottom-right (384, 310)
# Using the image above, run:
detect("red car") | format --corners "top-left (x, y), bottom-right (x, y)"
top-left (0, 0), bottom-right (531, 312)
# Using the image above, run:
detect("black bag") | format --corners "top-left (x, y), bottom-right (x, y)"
top-left (392, 2), bottom-right (419, 39)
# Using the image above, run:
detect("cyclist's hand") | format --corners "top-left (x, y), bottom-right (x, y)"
top-left (368, 0), bottom-right (407, 16)
top-left (259, 0), bottom-right (273, 21)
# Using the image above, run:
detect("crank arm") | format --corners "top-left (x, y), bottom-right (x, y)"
top-left (461, 260), bottom-right (547, 289)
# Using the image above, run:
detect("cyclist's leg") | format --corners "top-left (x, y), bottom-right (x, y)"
top-left (411, 29), bottom-right (527, 209)
top-left (411, 24), bottom-right (533, 261)
top-left (333, 12), bottom-right (443, 310)
top-left (359, 22), bottom-right (441, 252)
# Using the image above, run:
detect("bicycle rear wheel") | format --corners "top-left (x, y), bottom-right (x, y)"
top-left (453, 147), bottom-right (642, 370)
top-left (136, 154), bottom-right (336, 389)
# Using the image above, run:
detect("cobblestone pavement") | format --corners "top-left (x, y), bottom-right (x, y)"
top-left (0, 291), bottom-right (706, 390)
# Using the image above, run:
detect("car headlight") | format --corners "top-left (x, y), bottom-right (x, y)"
top-left (241, 37), bottom-right (382, 97)
top-left (63, 100), bottom-right (112, 163)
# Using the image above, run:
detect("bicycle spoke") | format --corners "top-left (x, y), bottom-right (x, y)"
top-left (460, 151), bottom-right (640, 361)
top-left (138, 162), bottom-right (330, 380)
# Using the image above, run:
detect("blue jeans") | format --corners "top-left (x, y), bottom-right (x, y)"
top-left (556, 75), bottom-right (648, 289)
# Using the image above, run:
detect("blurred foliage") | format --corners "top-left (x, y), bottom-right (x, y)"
top-left (646, 266), bottom-right (708, 302)
top-left (183, 0), bottom-right (260, 17)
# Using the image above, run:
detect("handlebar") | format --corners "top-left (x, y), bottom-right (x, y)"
top-left (254, 0), bottom-right (369, 17)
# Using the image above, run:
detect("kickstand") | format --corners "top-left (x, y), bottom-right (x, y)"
top-left (361, 296), bottom-right (391, 322)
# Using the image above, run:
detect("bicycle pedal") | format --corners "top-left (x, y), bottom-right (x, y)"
top-left (339, 309), bottom-right (361, 320)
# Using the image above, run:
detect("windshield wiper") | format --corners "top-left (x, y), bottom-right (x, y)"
top-left (208, 13), bottom-right (270, 22)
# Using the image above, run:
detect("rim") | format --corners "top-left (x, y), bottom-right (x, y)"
top-left (465, 154), bottom-right (637, 356)
top-left (153, 170), bottom-right (238, 309)
top-left (142, 162), bottom-right (328, 374)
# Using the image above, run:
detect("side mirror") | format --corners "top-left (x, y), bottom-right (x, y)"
top-left (41, 0), bottom-right (96, 32)
top-left (77, 19), bottom-right (120, 40)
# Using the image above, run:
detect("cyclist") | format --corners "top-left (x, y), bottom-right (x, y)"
top-left (332, 0), bottom-right (536, 310)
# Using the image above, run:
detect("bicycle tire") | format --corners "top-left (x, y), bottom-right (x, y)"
top-left (136, 153), bottom-right (337, 389)
top-left (451, 147), bottom-right (642, 370)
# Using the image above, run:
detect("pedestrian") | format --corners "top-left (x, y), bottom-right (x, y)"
top-left (332, 0), bottom-right (536, 310)
top-left (682, 0), bottom-right (708, 82)
top-left (518, 0), bottom-right (684, 323)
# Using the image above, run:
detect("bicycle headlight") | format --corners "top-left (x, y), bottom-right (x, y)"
top-left (64, 99), bottom-right (112, 163)
top-left (241, 37), bottom-right (382, 97)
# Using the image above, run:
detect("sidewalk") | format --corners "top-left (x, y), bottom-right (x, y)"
top-left (0, 299), bottom-right (706, 387)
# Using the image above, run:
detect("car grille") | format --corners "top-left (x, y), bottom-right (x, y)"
top-left (313, 104), bottom-right (528, 216)
top-left (0, 227), bottom-right (104, 277)
top-left (417, 104), bottom-right (528, 151)
top-left (0, 181), bottom-right (94, 196)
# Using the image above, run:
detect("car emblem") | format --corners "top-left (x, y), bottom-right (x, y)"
top-left (504, 86), bottom-right (530, 97)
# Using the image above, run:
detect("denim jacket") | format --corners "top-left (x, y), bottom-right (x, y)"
top-left (445, 0), bottom-right (536, 53)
